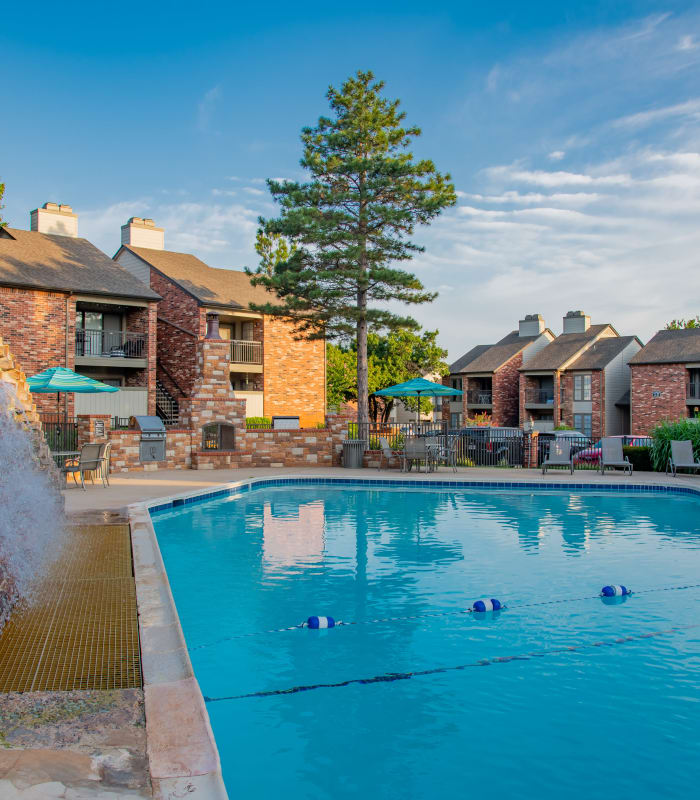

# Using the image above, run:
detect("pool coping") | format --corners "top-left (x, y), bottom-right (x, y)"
top-left (127, 472), bottom-right (700, 799)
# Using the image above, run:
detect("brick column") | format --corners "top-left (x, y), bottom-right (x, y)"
top-left (77, 414), bottom-right (111, 448)
top-left (523, 430), bottom-right (539, 469)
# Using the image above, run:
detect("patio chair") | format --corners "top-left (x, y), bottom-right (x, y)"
top-left (434, 436), bottom-right (458, 473)
top-left (666, 440), bottom-right (700, 477)
top-left (98, 441), bottom-right (112, 487)
top-left (377, 437), bottom-right (402, 471)
top-left (403, 437), bottom-right (433, 473)
top-left (541, 440), bottom-right (573, 475)
top-left (599, 437), bottom-right (632, 475)
top-left (63, 443), bottom-right (104, 490)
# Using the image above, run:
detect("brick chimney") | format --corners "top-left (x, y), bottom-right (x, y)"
top-left (30, 203), bottom-right (78, 237)
top-left (518, 314), bottom-right (545, 337)
top-left (120, 217), bottom-right (164, 250)
top-left (562, 310), bottom-right (590, 334)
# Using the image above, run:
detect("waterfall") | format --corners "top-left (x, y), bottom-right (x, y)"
top-left (0, 381), bottom-right (66, 615)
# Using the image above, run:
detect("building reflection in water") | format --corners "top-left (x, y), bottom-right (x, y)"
top-left (262, 500), bottom-right (326, 570)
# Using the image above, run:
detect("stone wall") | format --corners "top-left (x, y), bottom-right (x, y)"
top-left (630, 363), bottom-right (691, 435)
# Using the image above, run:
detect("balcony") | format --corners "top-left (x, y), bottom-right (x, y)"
top-left (230, 339), bottom-right (263, 366)
top-left (525, 388), bottom-right (554, 407)
top-left (75, 329), bottom-right (147, 366)
top-left (466, 389), bottom-right (493, 406)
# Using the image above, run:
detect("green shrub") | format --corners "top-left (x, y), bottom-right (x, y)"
top-left (650, 419), bottom-right (700, 471)
top-left (316, 421), bottom-right (327, 429)
top-left (246, 416), bottom-right (271, 429)
top-left (623, 445), bottom-right (652, 472)
top-left (554, 424), bottom-right (575, 431)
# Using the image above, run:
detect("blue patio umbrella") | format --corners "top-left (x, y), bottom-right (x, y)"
top-left (27, 366), bottom-right (119, 419)
top-left (373, 376), bottom-right (462, 426)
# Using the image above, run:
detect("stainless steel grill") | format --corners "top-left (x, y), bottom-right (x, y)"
top-left (129, 415), bottom-right (166, 462)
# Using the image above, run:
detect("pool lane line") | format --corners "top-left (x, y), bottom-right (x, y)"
top-left (202, 621), bottom-right (700, 703)
top-left (188, 582), bottom-right (700, 652)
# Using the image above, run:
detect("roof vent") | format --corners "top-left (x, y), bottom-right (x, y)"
top-left (30, 203), bottom-right (78, 237)
top-left (121, 216), bottom-right (164, 250)
top-left (563, 310), bottom-right (590, 334)
top-left (518, 313), bottom-right (545, 337)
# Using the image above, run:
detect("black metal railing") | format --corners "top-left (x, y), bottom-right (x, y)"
top-left (687, 383), bottom-right (700, 400)
top-left (525, 389), bottom-right (554, 405)
top-left (230, 339), bottom-right (263, 364)
top-left (39, 413), bottom-right (78, 452)
top-left (76, 329), bottom-right (147, 358)
top-left (112, 416), bottom-right (131, 430)
top-left (466, 390), bottom-right (493, 405)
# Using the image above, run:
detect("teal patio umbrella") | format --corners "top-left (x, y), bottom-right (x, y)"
top-left (373, 376), bottom-right (462, 427)
top-left (27, 366), bottom-right (119, 419)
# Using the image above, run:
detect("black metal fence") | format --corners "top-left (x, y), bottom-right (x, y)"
top-left (112, 417), bottom-right (131, 430)
top-left (39, 413), bottom-right (78, 452)
top-left (76, 329), bottom-right (146, 358)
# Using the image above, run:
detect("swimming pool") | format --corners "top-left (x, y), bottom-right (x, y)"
top-left (151, 482), bottom-right (700, 799)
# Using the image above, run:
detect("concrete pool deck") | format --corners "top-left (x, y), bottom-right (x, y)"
top-left (64, 465), bottom-right (700, 514)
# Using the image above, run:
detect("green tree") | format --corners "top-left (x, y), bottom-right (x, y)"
top-left (327, 329), bottom-right (448, 423)
top-left (254, 228), bottom-right (295, 276)
top-left (0, 181), bottom-right (6, 228)
top-left (247, 70), bottom-right (456, 429)
top-left (666, 317), bottom-right (700, 329)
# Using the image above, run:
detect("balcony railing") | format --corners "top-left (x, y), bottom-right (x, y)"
top-left (466, 389), bottom-right (493, 405)
top-left (525, 389), bottom-right (554, 405)
top-left (688, 383), bottom-right (700, 400)
top-left (76, 329), bottom-right (147, 358)
top-left (230, 339), bottom-right (263, 365)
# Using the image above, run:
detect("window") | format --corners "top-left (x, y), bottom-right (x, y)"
top-left (202, 423), bottom-right (235, 451)
top-left (450, 412), bottom-right (462, 429)
top-left (241, 321), bottom-right (255, 341)
top-left (573, 413), bottom-right (592, 437)
top-left (451, 377), bottom-right (463, 391)
top-left (574, 374), bottom-right (592, 401)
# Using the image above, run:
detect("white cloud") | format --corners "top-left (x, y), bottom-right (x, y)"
top-left (548, 150), bottom-right (565, 161)
top-left (612, 98), bottom-right (700, 129)
top-left (211, 188), bottom-right (237, 197)
top-left (243, 186), bottom-right (265, 196)
top-left (676, 34), bottom-right (699, 52)
top-left (483, 165), bottom-right (631, 187)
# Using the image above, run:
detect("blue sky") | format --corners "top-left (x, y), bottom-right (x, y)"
top-left (3, 1), bottom-right (700, 359)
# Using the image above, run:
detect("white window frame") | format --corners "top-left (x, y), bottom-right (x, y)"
top-left (574, 374), bottom-right (592, 401)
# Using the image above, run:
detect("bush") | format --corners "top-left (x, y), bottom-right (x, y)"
top-left (649, 419), bottom-right (700, 471)
top-left (623, 446), bottom-right (652, 472)
top-left (246, 416), bottom-right (271, 429)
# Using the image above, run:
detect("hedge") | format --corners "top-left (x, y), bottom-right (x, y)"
top-left (622, 446), bottom-right (652, 472)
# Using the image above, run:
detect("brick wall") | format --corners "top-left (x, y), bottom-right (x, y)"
top-left (591, 371), bottom-right (604, 440)
top-left (491, 354), bottom-right (522, 426)
top-left (559, 373), bottom-right (574, 429)
top-left (630, 363), bottom-right (691, 435)
top-left (263, 317), bottom-right (325, 427)
top-left (124, 303), bottom-right (157, 414)
top-left (0, 286), bottom-right (75, 415)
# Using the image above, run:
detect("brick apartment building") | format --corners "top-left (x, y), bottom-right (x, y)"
top-left (0, 203), bottom-right (159, 418)
top-left (444, 314), bottom-right (555, 428)
top-left (629, 328), bottom-right (700, 434)
top-left (519, 311), bottom-right (641, 438)
top-left (114, 217), bottom-right (326, 427)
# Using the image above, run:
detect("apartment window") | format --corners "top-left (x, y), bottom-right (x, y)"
top-left (451, 377), bottom-right (463, 391)
top-left (574, 374), bottom-right (592, 401)
top-left (573, 413), bottom-right (592, 437)
top-left (450, 412), bottom-right (462, 429)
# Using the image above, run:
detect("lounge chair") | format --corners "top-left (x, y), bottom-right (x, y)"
top-left (666, 440), bottom-right (700, 477)
top-left (377, 437), bottom-right (402, 470)
top-left (599, 437), bottom-right (632, 475)
top-left (541, 440), bottom-right (573, 475)
top-left (63, 443), bottom-right (104, 490)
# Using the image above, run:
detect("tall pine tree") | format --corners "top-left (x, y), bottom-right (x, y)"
top-left (248, 70), bottom-right (456, 429)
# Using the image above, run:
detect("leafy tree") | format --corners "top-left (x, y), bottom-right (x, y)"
top-left (247, 70), bottom-right (456, 429)
top-left (254, 228), bottom-right (295, 276)
top-left (327, 329), bottom-right (448, 423)
top-left (666, 317), bottom-right (700, 330)
top-left (0, 181), bottom-right (6, 228)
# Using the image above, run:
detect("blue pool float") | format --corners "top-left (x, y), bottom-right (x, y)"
top-left (472, 599), bottom-right (503, 612)
top-left (307, 615), bottom-right (335, 629)
top-left (601, 585), bottom-right (631, 597)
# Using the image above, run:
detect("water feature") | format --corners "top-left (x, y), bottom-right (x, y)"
top-left (0, 381), bottom-right (66, 625)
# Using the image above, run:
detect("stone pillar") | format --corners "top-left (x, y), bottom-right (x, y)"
top-left (77, 414), bottom-right (111, 448)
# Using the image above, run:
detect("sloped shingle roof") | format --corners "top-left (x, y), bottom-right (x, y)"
top-left (566, 336), bottom-right (640, 370)
top-left (0, 228), bottom-right (159, 300)
top-left (628, 328), bottom-right (700, 365)
top-left (520, 324), bottom-right (612, 371)
top-left (124, 246), bottom-right (273, 310)
top-left (449, 344), bottom-right (492, 374)
top-left (460, 331), bottom-right (539, 373)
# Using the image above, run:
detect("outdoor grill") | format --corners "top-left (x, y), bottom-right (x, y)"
top-left (129, 415), bottom-right (166, 463)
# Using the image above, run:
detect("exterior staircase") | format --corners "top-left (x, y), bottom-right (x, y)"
top-left (156, 379), bottom-right (179, 426)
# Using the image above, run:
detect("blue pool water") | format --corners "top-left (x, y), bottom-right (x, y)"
top-left (152, 485), bottom-right (700, 799)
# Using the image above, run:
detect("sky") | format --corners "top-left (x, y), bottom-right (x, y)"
top-left (3, 0), bottom-right (700, 362)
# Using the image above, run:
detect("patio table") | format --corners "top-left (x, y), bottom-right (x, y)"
top-left (52, 450), bottom-right (80, 482)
